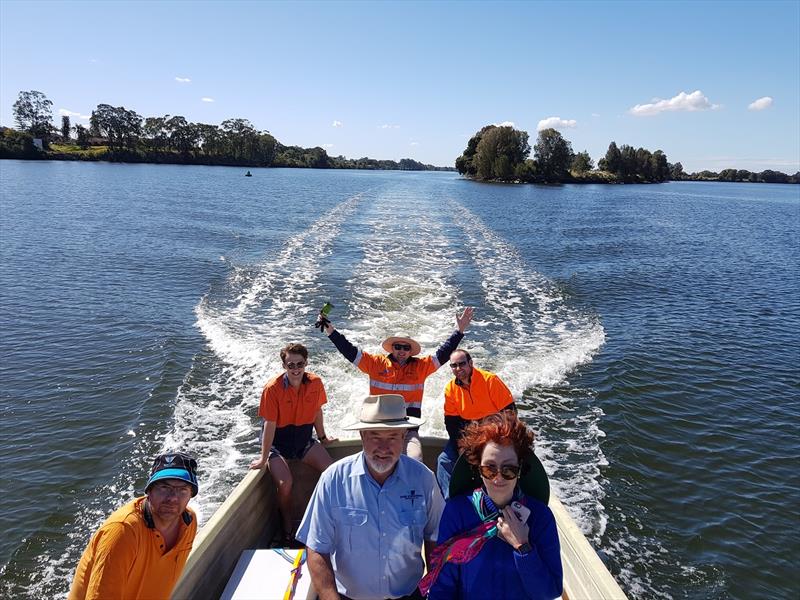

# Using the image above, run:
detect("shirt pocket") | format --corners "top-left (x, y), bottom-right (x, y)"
top-left (399, 508), bottom-right (427, 546)
top-left (334, 506), bottom-right (369, 552)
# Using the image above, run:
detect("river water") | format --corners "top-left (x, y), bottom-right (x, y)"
top-left (1, 160), bottom-right (798, 599)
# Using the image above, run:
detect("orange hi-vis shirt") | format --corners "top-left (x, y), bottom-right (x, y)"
top-left (354, 352), bottom-right (439, 413)
top-left (443, 367), bottom-right (514, 421)
top-left (258, 372), bottom-right (327, 427)
top-left (68, 497), bottom-right (197, 600)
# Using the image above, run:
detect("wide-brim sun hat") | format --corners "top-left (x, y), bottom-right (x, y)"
top-left (343, 394), bottom-right (425, 430)
top-left (382, 334), bottom-right (422, 356)
top-left (449, 449), bottom-right (549, 504)
top-left (145, 452), bottom-right (199, 497)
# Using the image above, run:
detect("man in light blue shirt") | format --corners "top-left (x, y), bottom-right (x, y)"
top-left (296, 394), bottom-right (444, 600)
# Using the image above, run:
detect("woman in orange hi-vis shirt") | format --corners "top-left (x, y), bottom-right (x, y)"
top-left (249, 343), bottom-right (337, 542)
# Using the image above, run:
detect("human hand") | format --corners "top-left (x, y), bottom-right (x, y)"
top-left (321, 436), bottom-right (338, 446)
top-left (497, 506), bottom-right (530, 549)
top-left (456, 307), bottom-right (474, 333)
top-left (249, 457), bottom-right (267, 470)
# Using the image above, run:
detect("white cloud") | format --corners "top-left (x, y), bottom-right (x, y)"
top-left (323, 143), bottom-right (334, 148)
top-left (748, 96), bottom-right (773, 111)
top-left (537, 116), bottom-right (577, 131)
top-left (201, 97), bottom-right (215, 103)
top-left (493, 121), bottom-right (515, 128)
top-left (59, 108), bottom-right (91, 120)
top-left (629, 90), bottom-right (719, 116)
top-left (379, 124), bottom-right (400, 129)
top-left (591, 113), bottom-right (600, 117)
top-left (175, 77), bottom-right (191, 83)
top-left (332, 120), bottom-right (343, 127)
top-left (410, 141), bottom-right (419, 146)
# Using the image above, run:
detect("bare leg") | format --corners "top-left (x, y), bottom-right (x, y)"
top-left (267, 455), bottom-right (294, 538)
top-left (303, 441), bottom-right (334, 472)
top-left (403, 429), bottom-right (423, 462)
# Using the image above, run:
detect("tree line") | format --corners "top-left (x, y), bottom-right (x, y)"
top-left (455, 124), bottom-right (798, 184)
top-left (0, 90), bottom-right (451, 172)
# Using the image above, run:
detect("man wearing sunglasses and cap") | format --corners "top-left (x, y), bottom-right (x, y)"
top-left (319, 307), bottom-right (474, 461)
top-left (69, 452), bottom-right (199, 600)
top-left (296, 394), bottom-right (445, 600)
top-left (437, 349), bottom-right (517, 499)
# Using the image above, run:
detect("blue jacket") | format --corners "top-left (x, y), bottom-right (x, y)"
top-left (427, 493), bottom-right (563, 600)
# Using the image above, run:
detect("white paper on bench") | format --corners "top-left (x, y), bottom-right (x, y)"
top-left (220, 549), bottom-right (314, 600)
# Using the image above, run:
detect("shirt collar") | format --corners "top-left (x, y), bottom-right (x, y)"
top-left (282, 372), bottom-right (310, 388)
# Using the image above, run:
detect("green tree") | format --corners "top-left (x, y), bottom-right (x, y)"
top-left (599, 141), bottom-right (622, 174)
top-left (13, 90), bottom-right (54, 140)
top-left (669, 161), bottom-right (685, 180)
top-left (456, 125), bottom-right (497, 176)
top-left (571, 150), bottom-right (594, 173)
top-left (75, 124), bottom-right (89, 148)
top-left (473, 126), bottom-right (530, 181)
top-left (533, 128), bottom-right (573, 182)
top-left (90, 104), bottom-right (142, 149)
top-left (650, 150), bottom-right (670, 182)
top-left (61, 115), bottom-right (71, 141)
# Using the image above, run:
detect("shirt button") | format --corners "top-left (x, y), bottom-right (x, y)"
top-left (382, 533), bottom-right (386, 537)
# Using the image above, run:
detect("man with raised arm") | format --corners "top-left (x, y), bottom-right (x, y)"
top-left (296, 394), bottom-right (444, 600)
top-left (319, 307), bottom-right (473, 460)
top-left (436, 349), bottom-right (517, 498)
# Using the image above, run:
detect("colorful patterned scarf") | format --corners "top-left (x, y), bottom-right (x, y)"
top-left (418, 487), bottom-right (523, 596)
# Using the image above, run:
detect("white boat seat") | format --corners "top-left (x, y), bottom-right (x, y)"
top-left (220, 548), bottom-right (315, 600)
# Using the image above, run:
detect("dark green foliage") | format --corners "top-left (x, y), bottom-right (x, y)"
top-left (90, 104), bottom-right (142, 149)
top-left (571, 151), bottom-right (594, 173)
top-left (75, 124), bottom-right (89, 148)
top-left (12, 91), bottom-right (53, 140)
top-left (61, 115), bottom-right (71, 141)
top-left (0, 127), bottom-right (39, 158)
top-left (534, 128), bottom-right (573, 182)
top-left (670, 161), bottom-right (685, 180)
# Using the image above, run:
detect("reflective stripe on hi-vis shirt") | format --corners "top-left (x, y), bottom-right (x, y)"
top-left (370, 380), bottom-right (426, 393)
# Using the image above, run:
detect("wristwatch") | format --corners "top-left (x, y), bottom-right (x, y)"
top-left (516, 542), bottom-right (532, 555)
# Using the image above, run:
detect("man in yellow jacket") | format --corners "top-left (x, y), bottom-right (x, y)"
top-left (437, 349), bottom-right (516, 498)
top-left (69, 452), bottom-right (199, 600)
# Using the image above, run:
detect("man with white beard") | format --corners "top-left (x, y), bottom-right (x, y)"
top-left (296, 394), bottom-right (444, 600)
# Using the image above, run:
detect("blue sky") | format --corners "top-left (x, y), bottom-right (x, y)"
top-left (1, 0), bottom-right (798, 172)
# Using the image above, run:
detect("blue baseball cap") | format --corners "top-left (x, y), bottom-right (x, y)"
top-left (145, 452), bottom-right (199, 497)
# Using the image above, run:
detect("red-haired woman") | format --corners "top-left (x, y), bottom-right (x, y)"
top-left (422, 413), bottom-right (563, 599)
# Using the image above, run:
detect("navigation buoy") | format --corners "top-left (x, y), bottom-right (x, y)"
top-left (245, 170), bottom-right (252, 177)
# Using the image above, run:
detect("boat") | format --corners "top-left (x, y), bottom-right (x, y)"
top-left (245, 171), bottom-right (253, 177)
top-left (171, 437), bottom-right (628, 600)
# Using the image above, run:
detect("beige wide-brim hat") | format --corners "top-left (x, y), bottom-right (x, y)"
top-left (343, 394), bottom-right (425, 430)
top-left (381, 334), bottom-right (422, 356)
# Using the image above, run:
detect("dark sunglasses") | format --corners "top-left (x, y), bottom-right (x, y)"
top-left (449, 359), bottom-right (469, 369)
top-left (479, 464), bottom-right (521, 480)
top-left (284, 361), bottom-right (306, 370)
top-left (392, 343), bottom-right (412, 351)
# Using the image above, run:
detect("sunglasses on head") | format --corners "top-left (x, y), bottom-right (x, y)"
top-left (478, 464), bottom-right (521, 480)
top-left (449, 359), bottom-right (469, 369)
top-left (392, 343), bottom-right (412, 351)
top-left (284, 361), bottom-right (306, 370)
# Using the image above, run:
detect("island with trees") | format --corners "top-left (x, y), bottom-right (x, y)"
top-left (456, 124), bottom-right (798, 184)
top-left (0, 90), bottom-right (452, 172)
top-left (2, 90), bottom-right (796, 183)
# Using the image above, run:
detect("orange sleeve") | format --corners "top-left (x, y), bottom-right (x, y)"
top-left (419, 355), bottom-right (439, 379)
top-left (83, 524), bottom-right (137, 600)
top-left (317, 378), bottom-right (327, 408)
top-left (488, 374), bottom-right (514, 411)
top-left (260, 384), bottom-right (279, 422)
top-left (354, 350), bottom-right (382, 376)
top-left (443, 381), bottom-right (459, 416)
